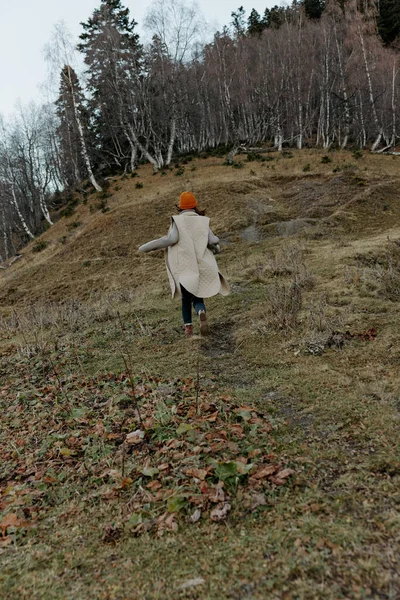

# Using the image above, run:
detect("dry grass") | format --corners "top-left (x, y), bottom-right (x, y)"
top-left (1, 150), bottom-right (400, 599)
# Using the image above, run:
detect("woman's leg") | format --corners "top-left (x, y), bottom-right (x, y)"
top-left (192, 296), bottom-right (206, 315)
top-left (192, 296), bottom-right (209, 335)
top-left (180, 285), bottom-right (193, 325)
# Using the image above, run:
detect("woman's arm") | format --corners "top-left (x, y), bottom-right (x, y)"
top-left (139, 222), bottom-right (179, 253)
top-left (208, 228), bottom-right (220, 254)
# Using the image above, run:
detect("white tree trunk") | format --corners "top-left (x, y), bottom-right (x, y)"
top-left (358, 24), bottom-right (382, 151)
top-left (66, 66), bottom-right (102, 192)
top-left (391, 59), bottom-right (397, 147)
top-left (8, 179), bottom-right (34, 239)
top-left (166, 114), bottom-right (176, 166)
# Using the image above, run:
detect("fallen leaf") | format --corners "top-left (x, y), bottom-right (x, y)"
top-left (178, 577), bottom-right (205, 591)
top-left (125, 430), bottom-right (144, 445)
top-left (189, 509), bottom-right (202, 523)
top-left (59, 448), bottom-right (74, 457)
top-left (0, 513), bottom-right (19, 534)
top-left (210, 502), bottom-right (231, 522)
top-left (146, 480), bottom-right (162, 491)
top-left (202, 411), bottom-right (219, 422)
top-left (141, 467), bottom-right (159, 477)
top-left (0, 536), bottom-right (13, 547)
top-left (184, 468), bottom-right (208, 481)
top-left (275, 468), bottom-right (295, 480)
top-left (176, 423), bottom-right (194, 435)
top-left (253, 464), bottom-right (277, 479)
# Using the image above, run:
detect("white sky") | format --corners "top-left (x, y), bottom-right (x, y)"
top-left (0, 0), bottom-right (279, 119)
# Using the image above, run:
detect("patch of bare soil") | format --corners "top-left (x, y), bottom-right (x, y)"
top-left (201, 321), bottom-right (235, 359)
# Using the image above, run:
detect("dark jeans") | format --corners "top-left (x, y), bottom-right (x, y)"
top-left (181, 285), bottom-right (206, 324)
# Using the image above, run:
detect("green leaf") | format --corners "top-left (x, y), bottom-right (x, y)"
top-left (141, 467), bottom-right (159, 477)
top-left (215, 461), bottom-right (238, 482)
top-left (127, 512), bottom-right (143, 527)
top-left (70, 407), bottom-right (88, 420)
top-left (176, 423), bottom-right (194, 435)
top-left (167, 496), bottom-right (187, 513)
top-left (235, 409), bottom-right (252, 421)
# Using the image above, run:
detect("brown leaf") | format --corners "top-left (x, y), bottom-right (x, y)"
top-left (146, 480), bottom-right (162, 491)
top-left (248, 448), bottom-right (262, 458)
top-left (269, 468), bottom-right (294, 485)
top-left (157, 512), bottom-right (178, 534)
top-left (208, 484), bottom-right (225, 504)
top-left (253, 464), bottom-right (277, 479)
top-left (276, 468), bottom-right (295, 480)
top-left (0, 513), bottom-right (19, 534)
top-left (0, 536), bottom-right (13, 547)
top-left (229, 424), bottom-right (245, 438)
top-left (184, 468), bottom-right (209, 481)
top-left (250, 492), bottom-right (267, 510)
top-left (210, 502), bottom-right (231, 522)
top-left (202, 410), bottom-right (219, 422)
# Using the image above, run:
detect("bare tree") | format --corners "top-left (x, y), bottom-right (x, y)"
top-left (44, 22), bottom-right (102, 191)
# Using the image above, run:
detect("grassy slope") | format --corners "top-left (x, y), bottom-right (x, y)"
top-left (1, 150), bottom-right (400, 599)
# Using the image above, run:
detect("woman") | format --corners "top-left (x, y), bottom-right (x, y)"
top-left (139, 191), bottom-right (229, 336)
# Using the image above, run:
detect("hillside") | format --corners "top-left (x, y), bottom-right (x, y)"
top-left (1, 150), bottom-right (400, 599)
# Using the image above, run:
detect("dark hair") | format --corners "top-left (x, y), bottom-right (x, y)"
top-left (176, 206), bottom-right (206, 216)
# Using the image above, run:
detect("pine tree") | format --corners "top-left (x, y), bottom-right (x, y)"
top-left (55, 65), bottom-right (102, 191)
top-left (231, 6), bottom-right (247, 36)
top-left (78, 0), bottom-right (142, 171)
top-left (247, 9), bottom-right (266, 36)
top-left (303, 0), bottom-right (326, 19)
top-left (55, 66), bottom-right (86, 188)
top-left (264, 5), bottom-right (287, 29)
top-left (378, 0), bottom-right (400, 45)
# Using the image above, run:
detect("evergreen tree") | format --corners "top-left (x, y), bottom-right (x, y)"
top-left (231, 6), bottom-right (247, 36)
top-left (247, 8), bottom-right (266, 36)
top-left (78, 0), bottom-right (142, 170)
top-left (264, 5), bottom-right (288, 29)
top-left (55, 66), bottom-right (87, 188)
top-left (303, 0), bottom-right (326, 19)
top-left (378, 0), bottom-right (400, 45)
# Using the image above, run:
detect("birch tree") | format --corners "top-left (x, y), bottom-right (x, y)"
top-left (45, 22), bottom-right (102, 191)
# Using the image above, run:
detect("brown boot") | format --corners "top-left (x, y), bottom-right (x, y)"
top-left (184, 324), bottom-right (193, 337)
top-left (198, 310), bottom-right (209, 335)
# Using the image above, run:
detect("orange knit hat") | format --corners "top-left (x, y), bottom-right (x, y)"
top-left (179, 191), bottom-right (197, 210)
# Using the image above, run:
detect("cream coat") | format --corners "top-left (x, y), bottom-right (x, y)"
top-left (165, 213), bottom-right (229, 299)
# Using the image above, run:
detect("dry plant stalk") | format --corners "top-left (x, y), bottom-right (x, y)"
top-left (116, 311), bottom-right (144, 428)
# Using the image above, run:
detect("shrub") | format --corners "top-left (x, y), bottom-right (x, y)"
top-left (66, 221), bottom-right (82, 231)
top-left (32, 240), bottom-right (49, 253)
top-left (266, 279), bottom-right (302, 330)
top-left (135, 182), bottom-right (144, 189)
top-left (321, 155), bottom-right (332, 164)
top-left (60, 204), bottom-right (76, 218)
top-left (175, 166), bottom-right (185, 176)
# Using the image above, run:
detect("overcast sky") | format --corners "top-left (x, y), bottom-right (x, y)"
top-left (0, 0), bottom-right (280, 119)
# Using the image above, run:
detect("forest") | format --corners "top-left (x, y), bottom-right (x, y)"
top-left (0, 0), bottom-right (399, 258)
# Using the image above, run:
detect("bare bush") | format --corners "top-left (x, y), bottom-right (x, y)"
top-left (306, 293), bottom-right (346, 333)
top-left (0, 289), bottom-right (137, 339)
top-left (270, 243), bottom-right (316, 290)
top-left (265, 278), bottom-right (302, 330)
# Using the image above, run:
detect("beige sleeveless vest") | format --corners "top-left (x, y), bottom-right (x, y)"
top-left (165, 213), bottom-right (229, 299)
